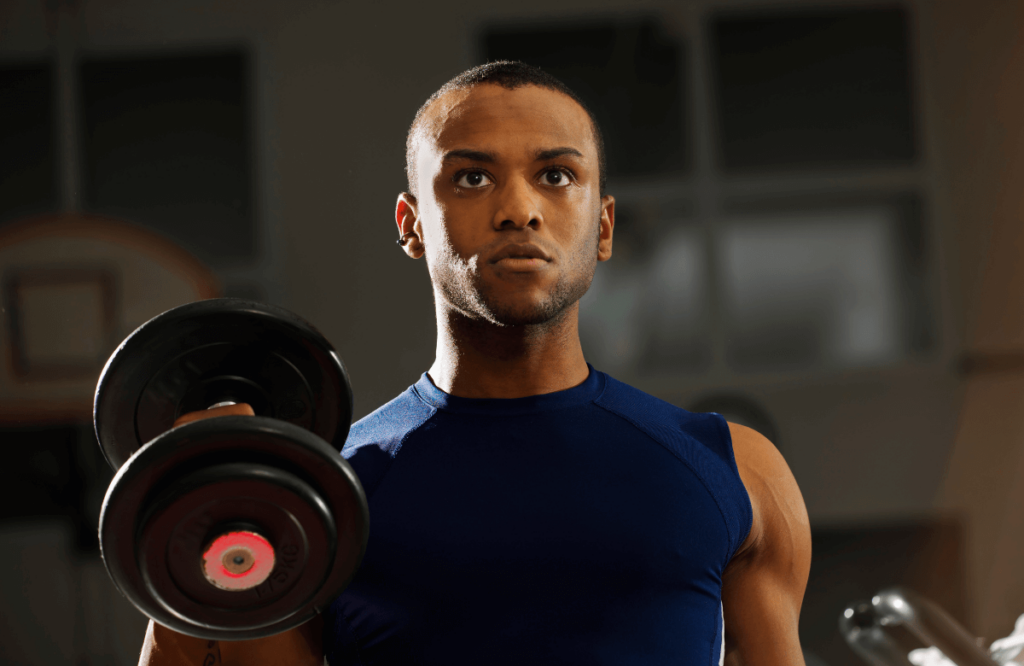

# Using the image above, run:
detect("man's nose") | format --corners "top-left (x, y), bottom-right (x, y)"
top-left (492, 176), bottom-right (542, 230)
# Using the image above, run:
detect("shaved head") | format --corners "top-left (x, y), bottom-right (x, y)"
top-left (405, 61), bottom-right (607, 198)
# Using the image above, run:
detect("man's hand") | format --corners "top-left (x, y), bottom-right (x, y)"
top-left (138, 615), bottom-right (323, 666)
top-left (171, 402), bottom-right (256, 427)
top-left (136, 404), bottom-right (324, 666)
top-left (722, 423), bottom-right (812, 666)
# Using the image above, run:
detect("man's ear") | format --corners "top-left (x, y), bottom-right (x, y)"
top-left (396, 192), bottom-right (424, 259)
top-left (597, 195), bottom-right (614, 262)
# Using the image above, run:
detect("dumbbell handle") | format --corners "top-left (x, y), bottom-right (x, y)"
top-left (841, 588), bottom-right (999, 666)
top-left (171, 403), bottom-right (281, 592)
top-left (875, 589), bottom-right (998, 666)
top-left (172, 401), bottom-right (255, 427)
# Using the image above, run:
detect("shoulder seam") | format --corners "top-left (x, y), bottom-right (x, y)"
top-left (713, 415), bottom-right (754, 559)
top-left (410, 382), bottom-right (430, 409)
top-left (345, 398), bottom-right (438, 503)
top-left (593, 401), bottom-right (736, 550)
top-left (392, 405), bottom-right (438, 459)
top-left (362, 407), bottom-right (437, 503)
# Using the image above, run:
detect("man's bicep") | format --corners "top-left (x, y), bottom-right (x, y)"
top-left (722, 423), bottom-right (811, 666)
top-left (721, 551), bottom-right (809, 666)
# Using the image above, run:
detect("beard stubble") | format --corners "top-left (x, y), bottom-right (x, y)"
top-left (429, 216), bottom-right (602, 328)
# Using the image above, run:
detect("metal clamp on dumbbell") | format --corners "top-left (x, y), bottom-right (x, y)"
top-left (93, 298), bottom-right (369, 640)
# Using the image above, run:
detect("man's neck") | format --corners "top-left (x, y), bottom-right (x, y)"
top-left (428, 303), bottom-right (590, 399)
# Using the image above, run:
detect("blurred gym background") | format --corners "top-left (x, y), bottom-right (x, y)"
top-left (0, 0), bottom-right (1020, 663)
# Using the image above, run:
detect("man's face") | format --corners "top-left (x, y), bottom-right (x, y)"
top-left (403, 83), bottom-right (614, 327)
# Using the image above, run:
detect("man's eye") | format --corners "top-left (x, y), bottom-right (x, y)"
top-left (455, 171), bottom-right (492, 188)
top-left (542, 169), bottom-right (571, 187)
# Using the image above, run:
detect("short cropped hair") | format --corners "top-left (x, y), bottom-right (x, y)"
top-left (405, 61), bottom-right (608, 197)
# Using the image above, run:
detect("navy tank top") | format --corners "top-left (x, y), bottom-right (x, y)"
top-left (323, 366), bottom-right (752, 665)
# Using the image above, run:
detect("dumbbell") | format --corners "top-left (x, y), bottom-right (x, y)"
top-left (94, 298), bottom-right (369, 640)
top-left (840, 588), bottom-right (999, 665)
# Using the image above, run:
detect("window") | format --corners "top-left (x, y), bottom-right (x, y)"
top-left (481, 5), bottom-right (934, 380)
top-left (580, 208), bottom-right (709, 374)
top-left (712, 7), bottom-right (915, 171)
top-left (720, 201), bottom-right (928, 371)
top-left (80, 51), bottom-right (254, 264)
top-left (0, 62), bottom-right (57, 224)
top-left (484, 18), bottom-right (688, 178)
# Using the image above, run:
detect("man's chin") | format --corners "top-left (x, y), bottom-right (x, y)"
top-left (484, 299), bottom-right (571, 327)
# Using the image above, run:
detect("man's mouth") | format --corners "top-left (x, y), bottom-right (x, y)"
top-left (489, 243), bottom-right (552, 265)
top-left (494, 257), bottom-right (548, 270)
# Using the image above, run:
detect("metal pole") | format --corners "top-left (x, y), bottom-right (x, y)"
top-left (50, 0), bottom-right (82, 213)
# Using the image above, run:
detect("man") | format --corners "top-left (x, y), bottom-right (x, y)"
top-left (141, 61), bottom-right (810, 665)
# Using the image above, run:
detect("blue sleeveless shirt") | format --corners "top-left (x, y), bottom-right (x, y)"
top-left (323, 367), bottom-right (752, 665)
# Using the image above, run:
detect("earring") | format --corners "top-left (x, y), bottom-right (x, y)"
top-left (396, 232), bottom-right (417, 247)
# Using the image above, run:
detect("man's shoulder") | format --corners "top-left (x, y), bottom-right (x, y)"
top-left (594, 372), bottom-right (734, 468)
top-left (726, 422), bottom-right (809, 559)
top-left (342, 380), bottom-right (436, 458)
top-left (596, 370), bottom-right (754, 557)
top-left (339, 380), bottom-right (437, 499)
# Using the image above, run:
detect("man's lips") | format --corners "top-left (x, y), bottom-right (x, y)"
top-left (489, 243), bottom-right (552, 264)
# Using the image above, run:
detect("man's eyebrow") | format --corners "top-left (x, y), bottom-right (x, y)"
top-left (535, 147), bottom-right (584, 161)
top-left (440, 147), bottom-right (585, 164)
top-left (442, 149), bottom-right (495, 163)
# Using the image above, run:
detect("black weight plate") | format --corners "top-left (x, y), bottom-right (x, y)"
top-left (94, 298), bottom-right (353, 470)
top-left (100, 416), bottom-right (368, 640)
top-left (138, 463), bottom-right (332, 630)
